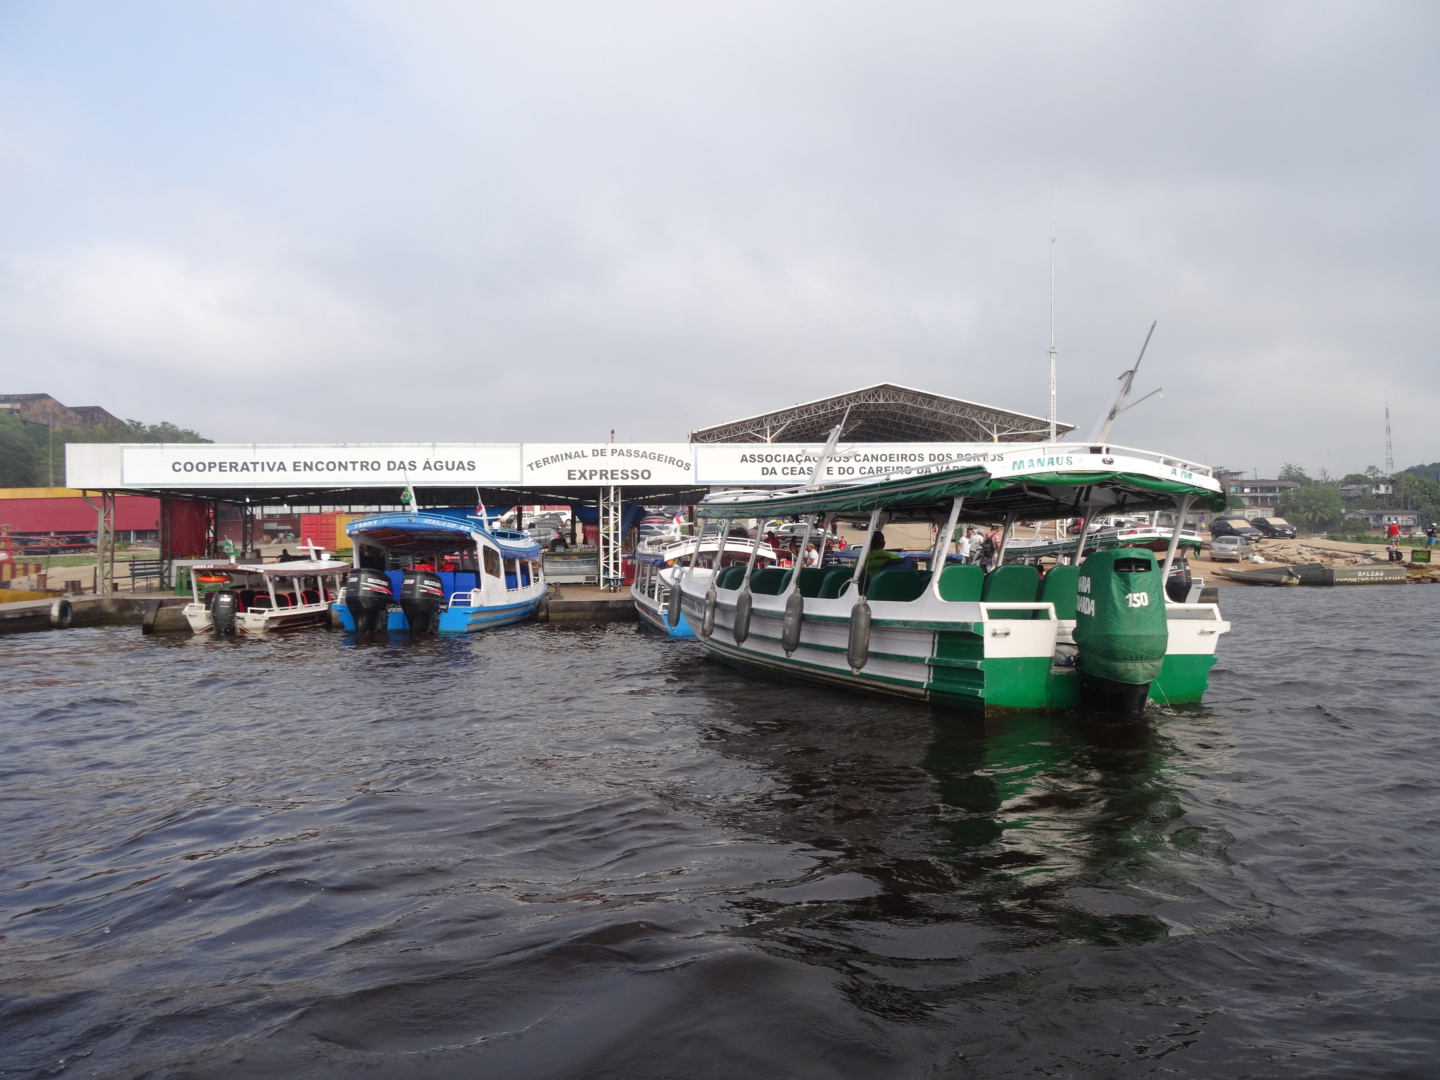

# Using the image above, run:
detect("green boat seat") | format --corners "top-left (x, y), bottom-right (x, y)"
top-left (1038, 564), bottom-right (1080, 620)
top-left (937, 563), bottom-right (983, 602)
top-left (794, 567), bottom-right (829, 598)
top-left (715, 565), bottom-right (745, 590)
top-left (817, 566), bottom-right (855, 599)
top-left (750, 567), bottom-right (789, 595)
top-left (866, 568), bottom-right (930, 603)
top-left (982, 565), bottom-right (1041, 618)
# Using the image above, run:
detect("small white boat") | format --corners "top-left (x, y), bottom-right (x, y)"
top-left (1005, 524), bottom-right (1204, 562)
top-left (184, 559), bottom-right (348, 635)
top-left (631, 529), bottom-right (780, 638)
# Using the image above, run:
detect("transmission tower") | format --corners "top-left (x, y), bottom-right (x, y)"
top-left (1385, 403), bottom-right (1394, 477)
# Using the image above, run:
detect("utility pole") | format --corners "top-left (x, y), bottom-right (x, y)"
top-left (1384, 404), bottom-right (1394, 477)
top-left (1047, 235), bottom-right (1057, 443)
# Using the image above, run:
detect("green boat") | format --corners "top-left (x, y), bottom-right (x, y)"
top-left (673, 444), bottom-right (1230, 715)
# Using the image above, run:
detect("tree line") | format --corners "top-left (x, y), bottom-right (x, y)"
top-left (0, 416), bottom-right (210, 487)
top-left (1266, 463), bottom-right (1440, 534)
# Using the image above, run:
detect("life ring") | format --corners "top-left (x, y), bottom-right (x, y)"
top-left (195, 572), bottom-right (231, 584)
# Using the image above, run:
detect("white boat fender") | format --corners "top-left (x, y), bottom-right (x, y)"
top-left (49, 598), bottom-right (73, 629)
top-left (781, 590), bottom-right (804, 655)
top-left (701, 582), bottom-right (718, 639)
top-left (666, 579), bottom-right (683, 628)
top-left (733, 589), bottom-right (753, 643)
top-left (847, 598), bottom-right (872, 673)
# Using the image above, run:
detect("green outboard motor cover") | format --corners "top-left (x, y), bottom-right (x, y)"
top-left (1073, 548), bottom-right (1168, 686)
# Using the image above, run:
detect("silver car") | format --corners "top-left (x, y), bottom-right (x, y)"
top-left (1208, 535), bottom-right (1254, 562)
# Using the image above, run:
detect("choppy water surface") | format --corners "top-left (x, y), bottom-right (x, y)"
top-left (3, 588), bottom-right (1438, 1078)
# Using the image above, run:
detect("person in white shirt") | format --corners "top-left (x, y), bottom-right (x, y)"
top-left (957, 527), bottom-right (974, 564)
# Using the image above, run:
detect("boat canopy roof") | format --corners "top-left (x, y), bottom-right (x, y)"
top-left (697, 465), bottom-right (991, 520)
top-left (191, 559), bottom-right (346, 577)
top-left (347, 509), bottom-right (542, 557)
top-left (697, 447), bottom-right (1225, 523)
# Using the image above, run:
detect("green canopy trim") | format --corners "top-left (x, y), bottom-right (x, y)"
top-left (985, 471), bottom-right (1227, 513)
top-left (696, 465), bottom-right (992, 519)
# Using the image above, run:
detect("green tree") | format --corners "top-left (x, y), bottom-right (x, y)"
top-left (1340, 472), bottom-right (1369, 486)
top-left (1278, 482), bottom-right (1343, 533)
top-left (1278, 463), bottom-right (1312, 484)
top-left (0, 416), bottom-right (39, 486)
top-left (0, 413), bottom-right (211, 488)
top-left (1394, 472), bottom-right (1440, 525)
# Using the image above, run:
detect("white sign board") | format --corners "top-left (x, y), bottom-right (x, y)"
top-left (694, 443), bottom-right (1025, 486)
top-left (520, 444), bottom-right (695, 486)
top-left (115, 444), bottom-right (523, 487)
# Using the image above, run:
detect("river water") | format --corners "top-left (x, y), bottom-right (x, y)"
top-left (3, 588), bottom-right (1437, 1079)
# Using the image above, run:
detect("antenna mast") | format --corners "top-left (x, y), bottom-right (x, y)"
top-left (1385, 404), bottom-right (1394, 476)
top-left (1048, 235), bottom-right (1057, 442)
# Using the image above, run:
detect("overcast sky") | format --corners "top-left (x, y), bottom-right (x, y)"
top-left (1, 1), bottom-right (1435, 477)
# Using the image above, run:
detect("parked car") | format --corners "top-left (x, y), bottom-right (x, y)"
top-left (1210, 516), bottom-right (1262, 541)
top-left (1208, 535), bottom-right (1254, 562)
top-left (1250, 516), bottom-right (1297, 539)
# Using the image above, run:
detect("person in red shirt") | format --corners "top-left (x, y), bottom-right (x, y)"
top-left (1388, 522), bottom-right (1401, 541)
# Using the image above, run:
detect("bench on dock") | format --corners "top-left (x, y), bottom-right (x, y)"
top-left (125, 559), bottom-right (165, 590)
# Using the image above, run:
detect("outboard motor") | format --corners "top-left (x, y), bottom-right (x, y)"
top-left (344, 567), bottom-right (394, 633)
top-left (1164, 556), bottom-right (1193, 603)
top-left (210, 589), bottom-right (240, 636)
top-left (1074, 549), bottom-right (1168, 715)
top-left (399, 569), bottom-right (445, 635)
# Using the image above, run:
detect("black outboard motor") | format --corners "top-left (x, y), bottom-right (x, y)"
top-left (399, 570), bottom-right (445, 635)
top-left (1164, 556), bottom-right (1193, 603)
top-left (344, 568), bottom-right (394, 633)
top-left (210, 589), bottom-right (240, 636)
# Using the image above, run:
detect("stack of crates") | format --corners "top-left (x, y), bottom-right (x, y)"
top-left (299, 513), bottom-right (362, 556)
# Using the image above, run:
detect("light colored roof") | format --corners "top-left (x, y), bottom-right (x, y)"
top-left (690, 383), bottom-right (1073, 444)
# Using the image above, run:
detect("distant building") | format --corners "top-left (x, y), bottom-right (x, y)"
top-left (0, 394), bottom-right (123, 430)
top-left (1344, 509), bottom-right (1418, 533)
top-left (1340, 482), bottom-right (1393, 499)
top-left (1217, 476), bottom-right (1300, 518)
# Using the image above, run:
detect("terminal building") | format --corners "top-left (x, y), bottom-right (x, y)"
top-left (32, 383), bottom-right (1073, 591)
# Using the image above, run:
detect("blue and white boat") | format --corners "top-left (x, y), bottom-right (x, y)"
top-left (334, 507), bottom-right (545, 634)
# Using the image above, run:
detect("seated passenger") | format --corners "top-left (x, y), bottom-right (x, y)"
top-left (863, 530), bottom-right (901, 582)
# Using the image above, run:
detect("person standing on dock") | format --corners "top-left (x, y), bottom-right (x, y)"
top-left (1388, 521), bottom-right (1401, 542)
top-left (957, 527), bottom-right (974, 564)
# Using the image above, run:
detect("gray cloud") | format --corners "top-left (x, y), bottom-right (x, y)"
top-left (0, 0), bottom-right (1435, 475)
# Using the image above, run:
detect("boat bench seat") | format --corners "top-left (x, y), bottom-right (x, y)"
top-left (1037, 564), bottom-right (1080, 620)
top-left (749, 567), bottom-right (789, 595)
top-left (937, 564), bottom-right (983, 602)
top-left (982, 565), bottom-right (1040, 618)
top-left (867, 568), bottom-right (931, 603)
top-left (436, 571), bottom-right (479, 600)
top-left (793, 567), bottom-right (829, 598)
top-left (817, 567), bottom-right (855, 599)
top-left (716, 565), bottom-right (746, 590)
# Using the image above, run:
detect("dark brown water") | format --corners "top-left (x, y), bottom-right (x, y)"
top-left (3, 588), bottom-right (1438, 1078)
